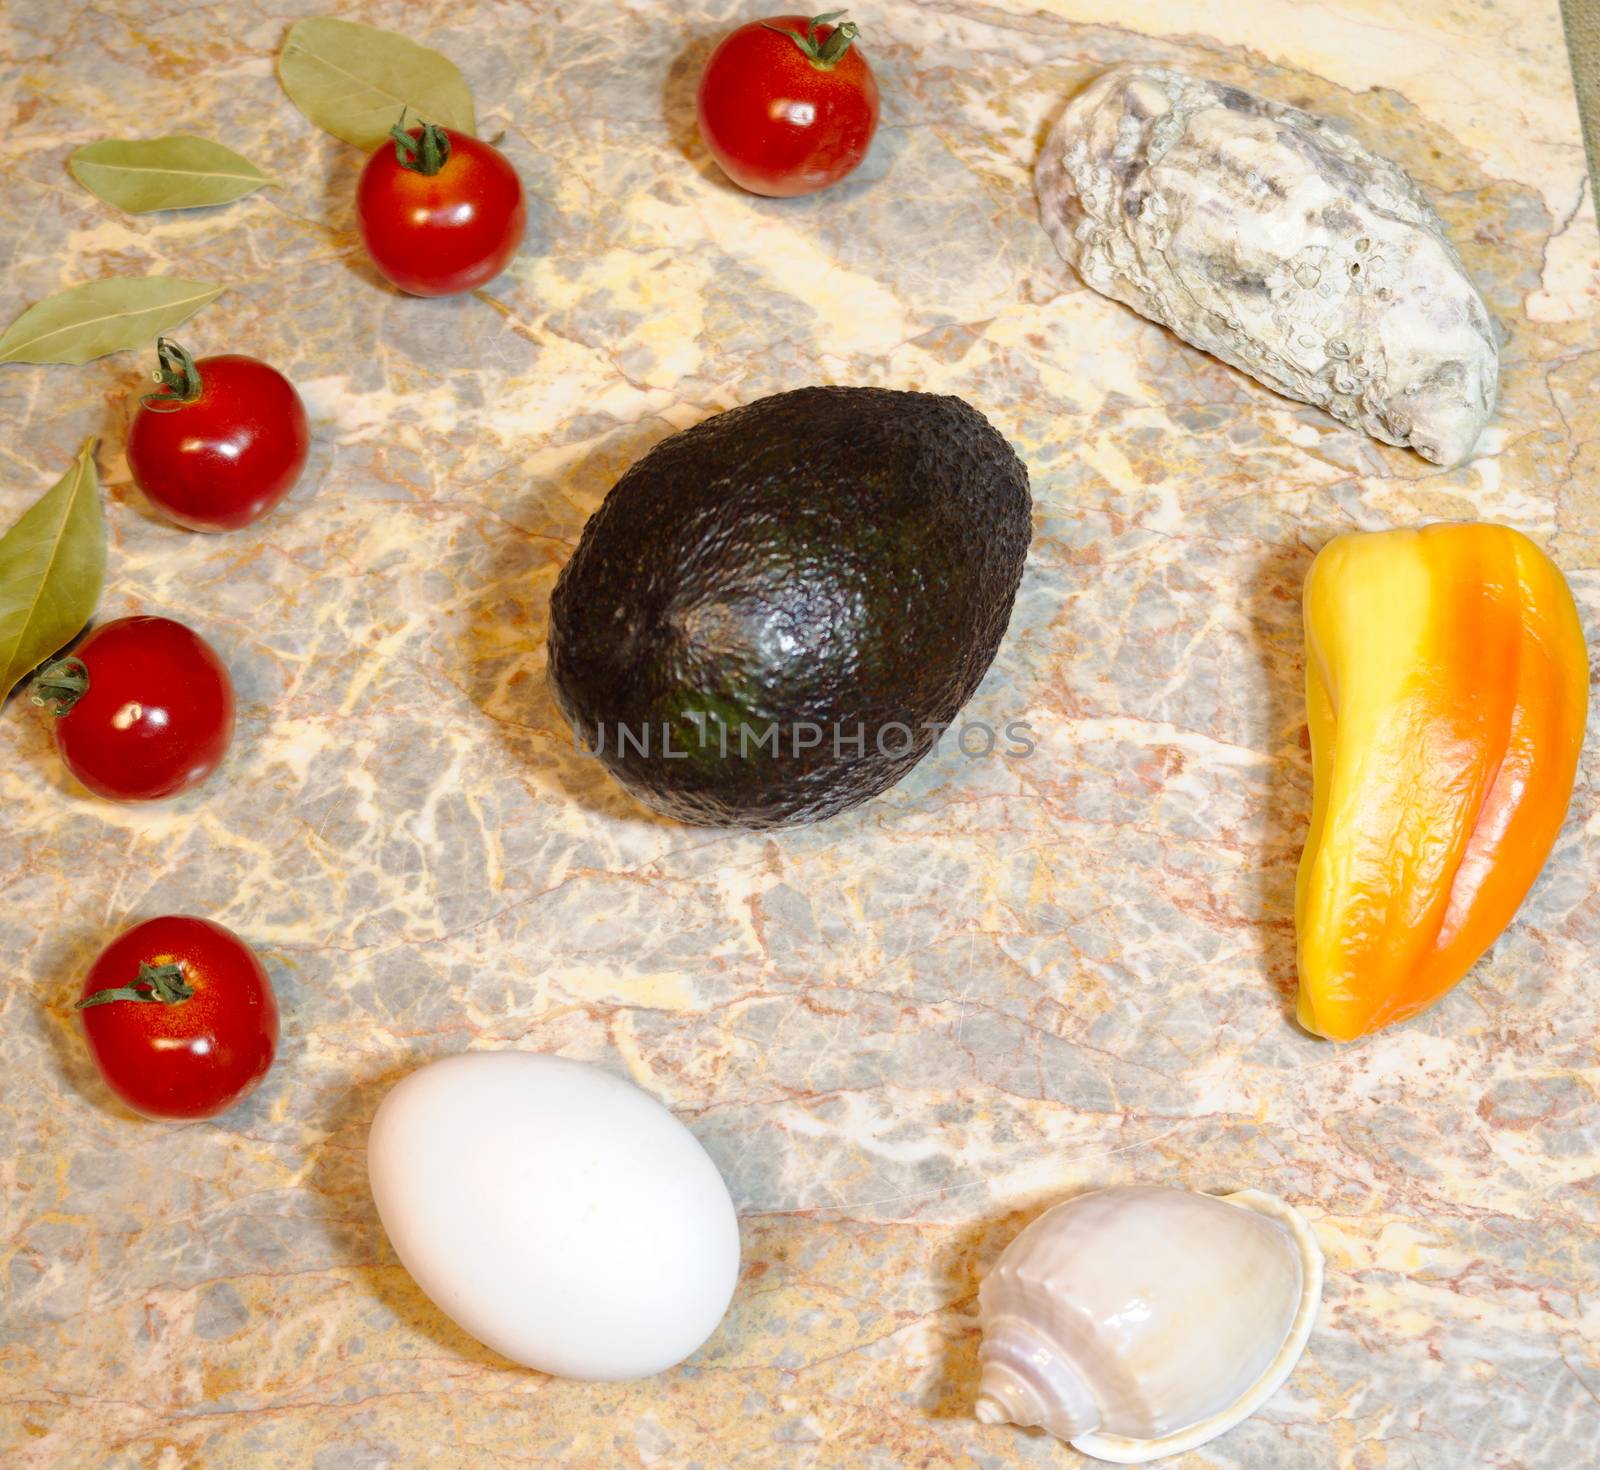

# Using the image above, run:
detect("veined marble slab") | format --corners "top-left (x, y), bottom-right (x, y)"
top-left (1, 2), bottom-right (1596, 1467)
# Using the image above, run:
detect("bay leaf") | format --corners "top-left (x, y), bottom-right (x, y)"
top-left (0, 438), bottom-right (104, 700)
top-left (278, 17), bottom-right (476, 151)
top-left (0, 278), bottom-right (224, 366)
top-left (69, 134), bottom-right (275, 214)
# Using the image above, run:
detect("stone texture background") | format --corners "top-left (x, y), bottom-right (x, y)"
top-left (1, 2), bottom-right (1596, 1467)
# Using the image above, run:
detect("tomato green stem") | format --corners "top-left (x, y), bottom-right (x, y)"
top-left (141, 338), bottom-right (203, 412)
top-left (390, 111), bottom-right (452, 176)
top-left (75, 961), bottom-right (195, 1010)
top-left (31, 655), bottom-right (89, 716)
top-left (762, 10), bottom-right (861, 68)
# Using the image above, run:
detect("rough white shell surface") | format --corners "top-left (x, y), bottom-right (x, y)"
top-left (977, 1187), bottom-right (1323, 1463)
top-left (1036, 64), bottom-right (1499, 466)
top-left (366, 1052), bottom-right (741, 1381)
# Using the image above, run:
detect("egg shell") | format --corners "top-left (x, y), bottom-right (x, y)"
top-left (367, 1051), bottom-right (741, 1379)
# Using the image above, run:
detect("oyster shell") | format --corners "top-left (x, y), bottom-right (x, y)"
top-left (1036, 64), bottom-right (1499, 466)
top-left (975, 1185), bottom-right (1323, 1464)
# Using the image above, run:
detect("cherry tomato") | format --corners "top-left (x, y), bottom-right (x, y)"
top-left (35, 616), bottom-right (235, 802)
top-left (697, 11), bottom-right (880, 197)
top-left (357, 120), bottom-right (527, 296)
top-left (76, 916), bottom-right (279, 1121)
top-left (127, 338), bottom-right (310, 532)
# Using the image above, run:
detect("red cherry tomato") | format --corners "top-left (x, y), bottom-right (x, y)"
top-left (127, 339), bottom-right (310, 532)
top-left (697, 11), bottom-right (880, 197)
top-left (36, 616), bottom-right (235, 802)
top-left (76, 916), bottom-right (279, 1121)
top-left (357, 121), bottom-right (527, 296)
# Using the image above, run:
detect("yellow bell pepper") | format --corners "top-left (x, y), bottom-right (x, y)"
top-left (1295, 524), bottom-right (1588, 1040)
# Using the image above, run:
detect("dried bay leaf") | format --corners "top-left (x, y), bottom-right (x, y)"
top-left (278, 17), bottom-right (476, 150)
top-left (0, 439), bottom-right (104, 700)
top-left (69, 134), bottom-right (275, 213)
top-left (0, 278), bottom-right (224, 366)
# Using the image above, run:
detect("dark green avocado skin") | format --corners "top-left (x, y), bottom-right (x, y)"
top-left (546, 386), bottom-right (1031, 827)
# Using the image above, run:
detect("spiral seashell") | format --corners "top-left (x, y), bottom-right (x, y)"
top-left (974, 1185), bottom-right (1323, 1464)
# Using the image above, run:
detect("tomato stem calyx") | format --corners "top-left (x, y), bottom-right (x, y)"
top-left (141, 338), bottom-right (203, 412)
top-left (763, 10), bottom-right (860, 68)
top-left (76, 962), bottom-right (195, 1010)
top-left (390, 111), bottom-right (452, 176)
top-left (31, 656), bottom-right (90, 717)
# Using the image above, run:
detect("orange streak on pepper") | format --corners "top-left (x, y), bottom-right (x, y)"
top-left (1295, 524), bottom-right (1588, 1040)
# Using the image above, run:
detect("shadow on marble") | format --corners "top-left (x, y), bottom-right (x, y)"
top-left (302, 1051), bottom-right (531, 1371)
top-left (1032, 63), bottom-right (1101, 159)
top-left (96, 385), bottom-right (177, 534)
top-left (925, 1204), bottom-right (1034, 1423)
top-left (460, 421), bottom-right (687, 827)
top-left (662, 29), bottom-right (728, 190)
top-left (1242, 539), bottom-right (1318, 1026)
top-left (318, 137), bottom-right (391, 296)
top-left (33, 923), bottom-right (123, 1115)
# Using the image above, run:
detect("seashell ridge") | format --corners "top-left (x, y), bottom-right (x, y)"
top-left (975, 1186), bottom-right (1323, 1464)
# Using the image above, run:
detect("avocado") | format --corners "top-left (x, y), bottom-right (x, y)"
top-left (546, 386), bottom-right (1031, 827)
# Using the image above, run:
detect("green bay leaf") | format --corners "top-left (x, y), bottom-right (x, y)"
top-left (278, 17), bottom-right (476, 150)
top-left (69, 134), bottom-right (275, 213)
top-left (0, 278), bottom-right (225, 366)
top-left (0, 439), bottom-right (104, 700)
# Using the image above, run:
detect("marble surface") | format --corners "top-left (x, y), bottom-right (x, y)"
top-left (1, 1), bottom-right (1597, 1467)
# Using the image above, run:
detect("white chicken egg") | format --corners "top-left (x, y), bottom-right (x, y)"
top-left (367, 1051), bottom-right (741, 1379)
